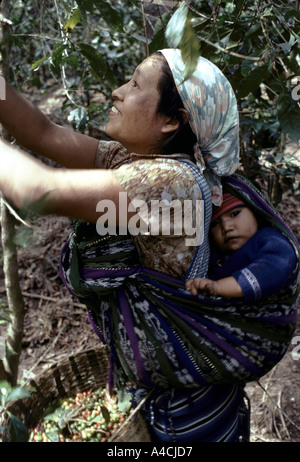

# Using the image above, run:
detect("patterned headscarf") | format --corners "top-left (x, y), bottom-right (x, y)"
top-left (160, 49), bottom-right (240, 206)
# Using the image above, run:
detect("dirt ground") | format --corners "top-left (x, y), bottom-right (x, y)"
top-left (0, 87), bottom-right (300, 443)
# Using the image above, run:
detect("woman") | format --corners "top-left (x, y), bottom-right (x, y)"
top-left (0, 49), bottom-right (297, 442)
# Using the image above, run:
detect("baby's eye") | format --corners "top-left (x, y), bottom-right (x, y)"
top-left (132, 80), bottom-right (139, 88)
top-left (231, 209), bottom-right (241, 217)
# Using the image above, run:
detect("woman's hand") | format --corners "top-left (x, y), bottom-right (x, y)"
top-left (0, 138), bottom-right (130, 226)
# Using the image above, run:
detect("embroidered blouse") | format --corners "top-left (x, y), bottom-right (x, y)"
top-left (95, 140), bottom-right (207, 279)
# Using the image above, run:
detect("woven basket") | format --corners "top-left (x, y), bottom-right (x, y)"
top-left (6, 346), bottom-right (151, 442)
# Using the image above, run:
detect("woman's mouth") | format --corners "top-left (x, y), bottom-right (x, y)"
top-left (110, 106), bottom-right (120, 115)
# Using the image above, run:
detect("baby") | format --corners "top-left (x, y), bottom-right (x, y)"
top-left (185, 193), bottom-right (298, 301)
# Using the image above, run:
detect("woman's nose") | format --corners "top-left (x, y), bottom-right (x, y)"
top-left (111, 82), bottom-right (127, 100)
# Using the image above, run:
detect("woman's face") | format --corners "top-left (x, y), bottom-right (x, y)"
top-left (105, 57), bottom-right (172, 154)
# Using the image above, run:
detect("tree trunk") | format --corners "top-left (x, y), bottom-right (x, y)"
top-left (0, 0), bottom-right (25, 385)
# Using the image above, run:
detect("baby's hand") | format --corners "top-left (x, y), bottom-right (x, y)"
top-left (185, 278), bottom-right (218, 296)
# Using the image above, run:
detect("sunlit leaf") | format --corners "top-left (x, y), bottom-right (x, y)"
top-left (64, 8), bottom-right (82, 34)
top-left (165, 4), bottom-right (200, 82)
top-left (179, 14), bottom-right (200, 82)
top-left (165, 3), bottom-right (188, 48)
top-left (6, 387), bottom-right (31, 403)
top-left (0, 380), bottom-right (11, 406)
top-left (116, 388), bottom-right (132, 414)
top-left (68, 107), bottom-right (88, 131)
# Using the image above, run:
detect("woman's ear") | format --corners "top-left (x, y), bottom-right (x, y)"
top-left (161, 108), bottom-right (190, 134)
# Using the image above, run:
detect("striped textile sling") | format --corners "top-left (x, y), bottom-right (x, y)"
top-left (60, 171), bottom-right (299, 441)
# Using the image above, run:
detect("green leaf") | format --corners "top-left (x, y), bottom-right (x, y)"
top-left (65, 54), bottom-right (79, 69)
top-left (0, 380), bottom-right (11, 406)
top-left (93, 0), bottom-right (124, 32)
top-left (116, 388), bottom-right (132, 414)
top-left (68, 107), bottom-right (88, 130)
top-left (165, 3), bottom-right (188, 48)
top-left (64, 8), bottom-right (82, 34)
top-left (8, 413), bottom-right (29, 442)
top-left (179, 14), bottom-right (200, 82)
top-left (165, 4), bottom-right (200, 82)
top-left (75, 0), bottom-right (89, 28)
top-left (6, 387), bottom-right (31, 403)
top-left (45, 428), bottom-right (60, 442)
top-left (237, 63), bottom-right (270, 98)
top-left (278, 42), bottom-right (292, 55)
top-left (78, 43), bottom-right (107, 80)
top-left (100, 405), bottom-right (110, 425)
top-left (31, 56), bottom-right (50, 71)
top-left (149, 14), bottom-right (169, 53)
top-left (75, 0), bottom-right (94, 13)
top-left (50, 41), bottom-right (68, 76)
top-left (52, 42), bottom-right (68, 65)
top-left (278, 92), bottom-right (300, 143)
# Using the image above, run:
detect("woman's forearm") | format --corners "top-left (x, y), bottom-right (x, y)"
top-left (0, 83), bottom-right (51, 150)
top-left (0, 138), bottom-right (128, 225)
top-left (0, 82), bottom-right (99, 168)
top-left (0, 138), bottom-right (50, 211)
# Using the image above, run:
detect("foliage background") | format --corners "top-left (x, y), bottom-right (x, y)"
top-left (3, 1), bottom-right (300, 202)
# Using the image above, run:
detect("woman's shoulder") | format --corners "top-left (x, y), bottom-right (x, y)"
top-left (95, 140), bottom-right (130, 169)
top-left (113, 156), bottom-right (202, 200)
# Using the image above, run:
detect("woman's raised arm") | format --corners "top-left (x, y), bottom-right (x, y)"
top-left (0, 82), bottom-right (99, 169)
top-left (0, 137), bottom-right (128, 225)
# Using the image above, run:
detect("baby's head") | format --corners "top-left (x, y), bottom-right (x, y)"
top-left (210, 193), bottom-right (258, 253)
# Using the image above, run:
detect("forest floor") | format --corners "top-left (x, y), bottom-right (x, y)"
top-left (0, 85), bottom-right (300, 443)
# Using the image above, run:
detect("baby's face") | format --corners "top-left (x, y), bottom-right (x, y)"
top-left (210, 207), bottom-right (258, 253)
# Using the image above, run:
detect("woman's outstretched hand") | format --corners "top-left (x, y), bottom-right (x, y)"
top-left (0, 80), bottom-right (99, 169)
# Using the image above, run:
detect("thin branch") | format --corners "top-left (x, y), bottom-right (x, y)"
top-left (21, 291), bottom-right (86, 309)
top-left (257, 380), bottom-right (300, 433)
top-left (0, 0), bottom-right (26, 386)
top-left (141, 0), bottom-right (150, 57)
top-left (198, 35), bottom-right (263, 61)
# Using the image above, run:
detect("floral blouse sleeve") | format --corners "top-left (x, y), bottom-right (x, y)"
top-left (95, 140), bottom-right (130, 169)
